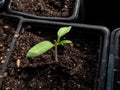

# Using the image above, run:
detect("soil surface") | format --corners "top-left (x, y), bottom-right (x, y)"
top-left (10, 0), bottom-right (75, 17)
top-left (0, 17), bottom-right (18, 70)
top-left (2, 25), bottom-right (100, 90)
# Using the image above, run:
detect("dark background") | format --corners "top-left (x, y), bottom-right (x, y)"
top-left (83, 0), bottom-right (120, 30)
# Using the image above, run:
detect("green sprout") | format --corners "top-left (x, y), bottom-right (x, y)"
top-left (26, 26), bottom-right (72, 62)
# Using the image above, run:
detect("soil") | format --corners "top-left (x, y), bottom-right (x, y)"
top-left (1, 25), bottom-right (100, 90)
top-left (10, 0), bottom-right (75, 17)
top-left (0, 17), bottom-right (18, 70)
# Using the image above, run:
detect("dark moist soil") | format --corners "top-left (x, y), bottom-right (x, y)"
top-left (11, 0), bottom-right (75, 17)
top-left (0, 17), bottom-right (18, 70)
top-left (2, 25), bottom-right (100, 90)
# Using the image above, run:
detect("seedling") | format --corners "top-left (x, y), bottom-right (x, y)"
top-left (26, 26), bottom-right (72, 62)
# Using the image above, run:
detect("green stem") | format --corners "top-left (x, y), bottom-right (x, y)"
top-left (55, 40), bottom-right (58, 62)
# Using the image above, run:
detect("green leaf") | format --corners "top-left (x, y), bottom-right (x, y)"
top-left (60, 40), bottom-right (72, 46)
top-left (26, 41), bottom-right (54, 58)
top-left (57, 26), bottom-right (72, 40)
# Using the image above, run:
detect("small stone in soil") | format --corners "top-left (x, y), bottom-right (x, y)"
top-left (3, 25), bottom-right (9, 29)
top-left (16, 59), bottom-right (21, 68)
top-left (5, 87), bottom-right (10, 90)
top-left (1, 60), bottom-right (5, 64)
top-left (3, 72), bottom-right (8, 78)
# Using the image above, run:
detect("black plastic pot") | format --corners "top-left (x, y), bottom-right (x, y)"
top-left (0, 19), bottom-right (109, 90)
top-left (106, 28), bottom-right (120, 90)
top-left (0, 0), bottom-right (5, 12)
top-left (0, 13), bottom-right (23, 88)
top-left (7, 0), bottom-right (82, 21)
top-left (0, 0), bottom-right (5, 8)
